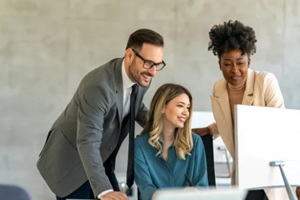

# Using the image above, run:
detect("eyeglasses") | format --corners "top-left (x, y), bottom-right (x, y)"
top-left (131, 49), bottom-right (166, 71)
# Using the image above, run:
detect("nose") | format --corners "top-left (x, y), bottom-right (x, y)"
top-left (148, 66), bottom-right (157, 76)
top-left (230, 64), bottom-right (238, 73)
top-left (183, 108), bottom-right (190, 116)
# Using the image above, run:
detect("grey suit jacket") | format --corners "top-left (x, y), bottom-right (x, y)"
top-left (37, 58), bottom-right (148, 197)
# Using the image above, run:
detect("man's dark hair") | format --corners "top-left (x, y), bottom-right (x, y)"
top-left (208, 20), bottom-right (257, 58)
top-left (126, 29), bottom-right (164, 51)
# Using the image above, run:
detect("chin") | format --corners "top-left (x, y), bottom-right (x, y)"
top-left (176, 123), bottom-right (185, 129)
top-left (139, 79), bottom-right (151, 87)
top-left (229, 80), bottom-right (242, 86)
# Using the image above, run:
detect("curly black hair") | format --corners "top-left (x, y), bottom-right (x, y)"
top-left (208, 20), bottom-right (257, 58)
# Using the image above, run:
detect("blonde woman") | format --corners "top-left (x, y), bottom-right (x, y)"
top-left (134, 83), bottom-right (208, 200)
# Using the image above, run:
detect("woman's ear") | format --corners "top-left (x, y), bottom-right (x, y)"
top-left (248, 58), bottom-right (251, 68)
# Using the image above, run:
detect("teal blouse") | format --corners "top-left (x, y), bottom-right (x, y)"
top-left (134, 133), bottom-right (208, 200)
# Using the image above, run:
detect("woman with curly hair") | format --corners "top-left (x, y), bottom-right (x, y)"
top-left (134, 83), bottom-right (208, 200)
top-left (193, 20), bottom-right (300, 200)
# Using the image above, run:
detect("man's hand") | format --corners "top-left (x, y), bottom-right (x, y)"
top-left (192, 127), bottom-right (210, 137)
top-left (100, 191), bottom-right (129, 200)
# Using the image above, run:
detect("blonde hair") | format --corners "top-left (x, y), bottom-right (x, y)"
top-left (141, 83), bottom-right (194, 160)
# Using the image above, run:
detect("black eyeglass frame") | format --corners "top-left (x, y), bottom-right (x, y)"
top-left (131, 49), bottom-right (166, 71)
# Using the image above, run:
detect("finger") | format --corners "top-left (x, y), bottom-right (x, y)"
top-left (103, 192), bottom-right (128, 200)
top-left (115, 192), bottom-right (129, 200)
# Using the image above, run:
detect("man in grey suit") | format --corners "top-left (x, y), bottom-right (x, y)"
top-left (37, 29), bottom-right (165, 200)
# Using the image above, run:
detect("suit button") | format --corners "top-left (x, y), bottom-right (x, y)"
top-left (90, 178), bottom-right (96, 186)
top-left (109, 146), bottom-right (113, 151)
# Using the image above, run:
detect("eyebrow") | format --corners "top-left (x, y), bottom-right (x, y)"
top-left (224, 57), bottom-right (245, 61)
top-left (177, 101), bottom-right (190, 107)
top-left (133, 49), bottom-right (163, 64)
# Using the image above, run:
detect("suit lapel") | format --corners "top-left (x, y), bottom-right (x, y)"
top-left (211, 79), bottom-right (234, 157)
top-left (242, 69), bottom-right (255, 105)
top-left (212, 79), bottom-right (232, 128)
top-left (210, 70), bottom-right (257, 158)
top-left (114, 58), bottom-right (124, 124)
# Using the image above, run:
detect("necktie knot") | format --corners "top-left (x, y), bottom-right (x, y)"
top-left (131, 84), bottom-right (138, 97)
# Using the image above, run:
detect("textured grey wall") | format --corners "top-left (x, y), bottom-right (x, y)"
top-left (1, 0), bottom-right (300, 199)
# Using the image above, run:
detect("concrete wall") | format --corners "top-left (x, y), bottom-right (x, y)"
top-left (1, 0), bottom-right (300, 199)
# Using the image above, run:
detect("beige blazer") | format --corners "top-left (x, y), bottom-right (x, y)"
top-left (208, 69), bottom-right (290, 200)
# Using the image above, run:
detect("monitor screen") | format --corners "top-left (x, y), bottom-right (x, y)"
top-left (152, 188), bottom-right (246, 200)
top-left (235, 105), bottom-right (300, 189)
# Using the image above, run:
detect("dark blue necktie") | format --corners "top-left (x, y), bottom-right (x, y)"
top-left (126, 84), bottom-right (138, 189)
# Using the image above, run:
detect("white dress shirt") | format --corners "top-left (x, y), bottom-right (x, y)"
top-left (98, 59), bottom-right (135, 199)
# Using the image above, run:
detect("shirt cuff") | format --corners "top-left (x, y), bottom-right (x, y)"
top-left (97, 189), bottom-right (114, 199)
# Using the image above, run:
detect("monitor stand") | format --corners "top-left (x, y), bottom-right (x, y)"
top-left (270, 161), bottom-right (297, 200)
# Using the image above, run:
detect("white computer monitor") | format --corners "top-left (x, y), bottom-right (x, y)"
top-left (152, 188), bottom-right (246, 200)
top-left (235, 105), bottom-right (300, 190)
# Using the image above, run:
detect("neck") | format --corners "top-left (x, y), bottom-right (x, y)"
top-left (228, 77), bottom-right (247, 90)
top-left (160, 129), bottom-right (175, 143)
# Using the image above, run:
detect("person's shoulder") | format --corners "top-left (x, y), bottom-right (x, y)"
top-left (191, 133), bottom-right (205, 151)
top-left (212, 78), bottom-right (227, 92)
top-left (252, 69), bottom-right (277, 79)
top-left (191, 132), bottom-right (202, 143)
top-left (80, 58), bottom-right (123, 88)
top-left (85, 58), bottom-right (122, 77)
top-left (250, 69), bottom-right (278, 86)
top-left (214, 77), bottom-right (226, 85)
top-left (134, 133), bottom-right (149, 144)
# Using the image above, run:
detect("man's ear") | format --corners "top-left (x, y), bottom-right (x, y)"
top-left (125, 48), bottom-right (135, 61)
